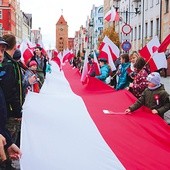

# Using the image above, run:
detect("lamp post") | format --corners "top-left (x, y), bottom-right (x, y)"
top-left (113, 0), bottom-right (141, 52)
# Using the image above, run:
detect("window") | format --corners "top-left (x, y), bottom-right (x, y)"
top-left (98, 17), bottom-right (103, 24)
top-left (145, 0), bottom-right (148, 10)
top-left (98, 7), bottom-right (103, 13)
top-left (165, 0), bottom-right (169, 13)
top-left (134, 27), bottom-right (137, 40)
top-left (156, 18), bottom-right (159, 36)
top-left (131, 28), bottom-right (133, 41)
top-left (138, 25), bottom-right (141, 39)
top-left (150, 0), bottom-right (154, 8)
top-left (0, 23), bottom-right (2, 36)
top-left (0, 10), bottom-right (2, 19)
top-left (145, 22), bottom-right (148, 38)
top-left (150, 20), bottom-right (153, 37)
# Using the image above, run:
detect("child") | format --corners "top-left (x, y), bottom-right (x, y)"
top-left (125, 72), bottom-right (170, 119)
top-left (116, 53), bottom-right (130, 90)
top-left (23, 60), bottom-right (40, 93)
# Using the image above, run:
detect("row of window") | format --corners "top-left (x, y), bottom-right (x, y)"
top-left (131, 18), bottom-right (159, 41)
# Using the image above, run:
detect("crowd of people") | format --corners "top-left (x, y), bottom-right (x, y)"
top-left (0, 34), bottom-right (48, 169)
top-left (0, 33), bottom-right (170, 169)
top-left (72, 50), bottom-right (170, 121)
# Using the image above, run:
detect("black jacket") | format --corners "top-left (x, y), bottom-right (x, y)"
top-left (0, 52), bottom-right (23, 118)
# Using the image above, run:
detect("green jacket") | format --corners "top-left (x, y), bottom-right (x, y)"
top-left (129, 84), bottom-right (170, 118)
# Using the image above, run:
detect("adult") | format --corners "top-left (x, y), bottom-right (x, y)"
top-left (0, 37), bottom-right (21, 165)
top-left (1, 34), bottom-right (23, 147)
top-left (29, 46), bottom-right (47, 87)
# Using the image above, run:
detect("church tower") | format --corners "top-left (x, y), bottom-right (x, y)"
top-left (56, 15), bottom-right (68, 52)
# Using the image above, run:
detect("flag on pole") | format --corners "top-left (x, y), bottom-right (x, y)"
top-left (52, 49), bottom-right (61, 70)
top-left (98, 43), bottom-right (116, 71)
top-left (139, 36), bottom-right (167, 72)
top-left (103, 36), bottom-right (120, 61)
top-left (19, 40), bottom-right (34, 65)
top-left (80, 51), bottom-right (89, 84)
top-left (158, 34), bottom-right (170, 53)
top-left (104, 7), bottom-right (119, 22)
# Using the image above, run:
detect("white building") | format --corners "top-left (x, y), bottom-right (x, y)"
top-left (113, 0), bottom-right (161, 51)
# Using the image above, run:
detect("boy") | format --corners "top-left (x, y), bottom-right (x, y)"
top-left (125, 72), bottom-right (170, 119)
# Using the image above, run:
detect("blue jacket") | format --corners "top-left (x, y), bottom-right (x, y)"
top-left (96, 64), bottom-right (110, 82)
top-left (116, 62), bottom-right (130, 90)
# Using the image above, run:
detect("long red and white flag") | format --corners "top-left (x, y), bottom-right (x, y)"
top-left (20, 61), bottom-right (170, 170)
top-left (104, 7), bottom-right (119, 22)
top-left (139, 36), bottom-right (167, 72)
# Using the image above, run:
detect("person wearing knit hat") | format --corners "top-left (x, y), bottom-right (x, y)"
top-left (147, 72), bottom-right (161, 90)
top-left (29, 60), bottom-right (37, 68)
top-left (125, 72), bottom-right (170, 120)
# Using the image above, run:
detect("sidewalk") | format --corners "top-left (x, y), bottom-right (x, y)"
top-left (160, 76), bottom-right (170, 94)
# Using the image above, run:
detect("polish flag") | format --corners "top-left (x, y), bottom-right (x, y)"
top-left (92, 51), bottom-right (100, 75)
top-left (104, 7), bottom-right (119, 22)
top-left (98, 43), bottom-right (116, 71)
top-left (158, 34), bottom-right (170, 53)
top-left (21, 62), bottom-right (170, 170)
top-left (80, 51), bottom-right (89, 84)
top-left (103, 36), bottom-right (120, 61)
top-left (139, 36), bottom-right (167, 72)
top-left (19, 40), bottom-right (34, 65)
top-left (51, 49), bottom-right (61, 70)
top-left (62, 49), bottom-right (74, 63)
top-left (37, 39), bottom-right (47, 56)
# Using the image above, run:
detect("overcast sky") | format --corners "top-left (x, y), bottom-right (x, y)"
top-left (20, 0), bottom-right (103, 49)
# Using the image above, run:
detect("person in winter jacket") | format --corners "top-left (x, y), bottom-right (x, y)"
top-left (23, 60), bottom-right (40, 93)
top-left (116, 53), bottom-right (130, 90)
top-left (0, 37), bottom-right (21, 163)
top-left (127, 57), bottom-right (150, 98)
top-left (95, 58), bottom-right (110, 83)
top-left (125, 72), bottom-right (170, 119)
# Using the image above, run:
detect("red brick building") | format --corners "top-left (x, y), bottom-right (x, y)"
top-left (0, 0), bottom-right (16, 35)
top-left (56, 15), bottom-right (68, 52)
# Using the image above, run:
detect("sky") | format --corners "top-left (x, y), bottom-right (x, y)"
top-left (20, 0), bottom-right (103, 49)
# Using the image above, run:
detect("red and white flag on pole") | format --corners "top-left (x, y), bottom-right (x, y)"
top-left (139, 36), bottom-right (167, 72)
top-left (104, 7), bottom-right (119, 22)
top-left (80, 51), bottom-right (89, 84)
top-left (103, 36), bottom-right (120, 61)
top-left (158, 34), bottom-right (170, 53)
top-left (37, 39), bottom-right (47, 56)
top-left (62, 48), bottom-right (74, 63)
top-left (52, 49), bottom-right (62, 70)
top-left (98, 43), bottom-right (116, 71)
top-left (19, 40), bottom-right (34, 65)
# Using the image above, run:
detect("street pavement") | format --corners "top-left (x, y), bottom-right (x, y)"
top-left (160, 76), bottom-right (170, 94)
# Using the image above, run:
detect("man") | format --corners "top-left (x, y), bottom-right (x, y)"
top-left (1, 34), bottom-right (23, 149)
top-left (0, 37), bottom-right (21, 165)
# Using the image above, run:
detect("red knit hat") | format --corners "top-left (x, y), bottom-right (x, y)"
top-left (29, 60), bottom-right (37, 67)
